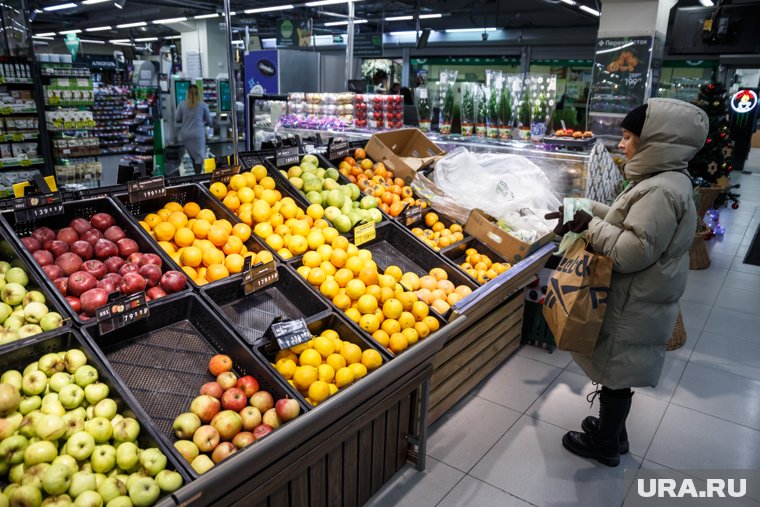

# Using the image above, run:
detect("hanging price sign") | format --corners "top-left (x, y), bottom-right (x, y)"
top-left (128, 176), bottom-right (166, 203)
top-left (268, 318), bottom-right (312, 350)
top-left (242, 258), bottom-right (279, 295)
top-left (275, 146), bottom-right (300, 167)
top-left (402, 205), bottom-right (422, 226)
top-left (353, 220), bottom-right (376, 246)
top-left (327, 138), bottom-right (350, 160)
top-left (96, 292), bottom-right (150, 335)
top-left (13, 193), bottom-right (64, 223)
top-left (210, 165), bottom-right (241, 185)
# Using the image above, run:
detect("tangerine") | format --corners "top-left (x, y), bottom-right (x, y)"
top-left (180, 246), bottom-right (203, 268)
top-left (206, 264), bottom-right (230, 282)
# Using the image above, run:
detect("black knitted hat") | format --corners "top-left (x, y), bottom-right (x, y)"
top-left (620, 104), bottom-right (648, 137)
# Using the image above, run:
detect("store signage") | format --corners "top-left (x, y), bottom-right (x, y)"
top-left (76, 55), bottom-right (121, 70)
top-left (353, 220), bottom-right (376, 246)
top-left (210, 165), bottom-right (241, 185)
top-left (275, 145), bottom-right (300, 167)
top-left (268, 318), bottom-right (312, 350)
top-left (13, 193), bottom-right (64, 223)
top-left (128, 176), bottom-right (165, 203)
top-left (589, 36), bottom-right (653, 116)
top-left (96, 291), bottom-right (149, 335)
top-left (731, 89), bottom-right (757, 114)
top-left (276, 18), bottom-right (312, 48)
top-left (353, 33), bottom-right (383, 58)
top-left (333, 36), bottom-right (344, 44)
top-left (242, 258), bottom-right (278, 295)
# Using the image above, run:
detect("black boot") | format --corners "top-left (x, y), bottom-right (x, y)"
top-left (581, 416), bottom-right (629, 454)
top-left (193, 164), bottom-right (203, 175)
top-left (562, 387), bottom-right (632, 467)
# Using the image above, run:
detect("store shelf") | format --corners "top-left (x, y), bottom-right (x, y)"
top-left (0, 77), bottom-right (33, 84)
top-left (0, 157), bottom-right (43, 168)
top-left (0, 106), bottom-right (37, 115)
top-left (0, 132), bottom-right (38, 141)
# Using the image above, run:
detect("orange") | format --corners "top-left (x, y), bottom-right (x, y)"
top-left (306, 230), bottom-right (325, 250)
top-left (307, 204), bottom-right (324, 220)
top-left (182, 265), bottom-right (198, 279)
top-left (423, 316), bottom-right (440, 333)
top-left (208, 226), bottom-right (230, 247)
top-left (414, 321), bottom-right (430, 339)
top-left (202, 247), bottom-right (225, 267)
top-left (372, 329), bottom-right (390, 347)
top-left (163, 201), bottom-right (182, 213)
top-left (265, 234), bottom-right (284, 251)
top-left (287, 235), bottom-right (309, 255)
top-left (223, 194), bottom-right (241, 211)
top-left (196, 208), bottom-right (216, 223)
top-left (341, 343), bottom-right (362, 365)
top-left (253, 222), bottom-right (273, 239)
top-left (402, 327), bottom-right (419, 345)
top-left (209, 182), bottom-right (228, 199)
top-left (365, 284), bottom-right (382, 303)
top-left (384, 266), bottom-right (403, 282)
top-left (380, 319), bottom-right (400, 336)
top-left (412, 301), bottom-right (429, 320)
top-left (329, 249), bottom-right (348, 268)
top-left (320, 261), bottom-right (336, 277)
top-left (228, 174), bottom-right (247, 191)
top-left (320, 278), bottom-right (340, 299)
top-left (158, 241), bottom-right (175, 254)
top-left (345, 256), bottom-right (365, 276)
top-left (191, 219), bottom-right (212, 239)
top-left (166, 211), bottom-right (188, 230)
top-left (322, 228), bottom-right (339, 244)
top-left (424, 213), bottom-right (439, 227)
top-left (180, 201), bottom-right (199, 218)
top-left (238, 187), bottom-right (255, 204)
top-left (356, 294), bottom-right (378, 314)
top-left (174, 227), bottom-right (195, 248)
top-left (382, 299), bottom-right (403, 320)
top-left (334, 268), bottom-right (353, 288)
top-left (138, 220), bottom-right (150, 232)
top-left (224, 254), bottom-right (245, 274)
top-left (398, 312), bottom-right (415, 330)
top-left (430, 267), bottom-right (448, 281)
top-left (215, 219), bottom-right (233, 233)
top-left (389, 333), bottom-right (409, 354)
top-left (359, 314), bottom-right (380, 333)
top-left (144, 213), bottom-right (162, 229)
top-left (332, 235), bottom-right (349, 251)
top-left (156, 209), bottom-right (172, 221)
top-left (380, 286), bottom-right (395, 304)
top-left (345, 308), bottom-right (361, 324)
top-left (254, 250), bottom-right (274, 264)
top-left (206, 264), bottom-right (230, 282)
top-left (333, 293), bottom-right (352, 311)
top-left (223, 236), bottom-right (244, 255)
top-left (260, 189), bottom-right (279, 206)
top-left (180, 246), bottom-right (203, 268)
top-left (251, 165), bottom-right (267, 181)
top-left (377, 274), bottom-right (396, 289)
top-left (345, 279), bottom-right (366, 300)
top-left (303, 251), bottom-right (322, 268)
top-left (153, 222), bottom-right (176, 242)
top-left (326, 353), bottom-right (346, 372)
top-left (307, 267), bottom-right (327, 286)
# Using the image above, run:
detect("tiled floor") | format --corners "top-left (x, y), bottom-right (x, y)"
top-left (366, 167), bottom-right (760, 507)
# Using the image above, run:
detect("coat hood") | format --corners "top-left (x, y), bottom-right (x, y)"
top-left (624, 98), bottom-right (708, 181)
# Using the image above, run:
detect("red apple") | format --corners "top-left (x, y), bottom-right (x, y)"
top-left (117, 238), bottom-right (139, 258)
top-left (103, 272), bottom-right (122, 283)
top-left (160, 271), bottom-right (187, 294)
top-left (65, 296), bottom-right (81, 313)
top-left (211, 441), bottom-right (237, 464)
top-left (104, 256), bottom-right (125, 274)
top-left (200, 382), bottom-right (224, 399)
top-left (231, 432), bottom-right (255, 449)
top-left (53, 277), bottom-right (68, 296)
top-left (146, 286), bottom-right (167, 300)
top-left (249, 391), bottom-right (274, 414)
top-left (119, 263), bottom-right (139, 276)
top-left (79, 313), bottom-right (90, 321)
top-left (42, 264), bottom-right (65, 280)
top-left (68, 271), bottom-right (98, 297)
top-left (21, 236), bottom-right (41, 253)
top-left (252, 424), bottom-right (273, 440)
top-left (90, 213), bottom-right (115, 231)
top-left (221, 388), bottom-right (247, 412)
top-left (190, 395), bottom-right (220, 423)
top-left (70, 240), bottom-right (93, 261)
top-left (262, 408), bottom-right (282, 429)
top-left (32, 227), bottom-right (55, 245)
top-left (56, 227), bottom-right (79, 246)
top-left (210, 410), bottom-right (243, 441)
top-left (94, 239), bottom-right (118, 260)
top-left (238, 406), bottom-right (261, 431)
top-left (127, 253), bottom-right (143, 265)
top-left (81, 228), bottom-right (103, 246)
top-left (104, 225), bottom-right (126, 243)
top-left (216, 371), bottom-right (237, 390)
top-left (139, 253), bottom-right (162, 268)
top-left (48, 240), bottom-right (70, 258)
top-left (97, 278), bottom-right (119, 295)
top-left (33, 250), bottom-right (54, 267)
top-left (55, 252), bottom-right (83, 276)
top-left (70, 217), bottom-right (92, 235)
top-left (82, 259), bottom-right (107, 280)
top-left (192, 425), bottom-right (220, 453)
top-left (80, 288), bottom-right (108, 316)
top-left (119, 272), bottom-right (146, 295)
top-left (208, 354), bottom-right (233, 376)
top-left (235, 376), bottom-right (259, 398)
top-left (138, 264), bottom-right (162, 288)
top-left (275, 398), bottom-right (301, 422)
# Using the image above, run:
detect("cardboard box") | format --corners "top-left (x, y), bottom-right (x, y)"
top-left (365, 128), bottom-right (445, 184)
top-left (465, 209), bottom-right (554, 265)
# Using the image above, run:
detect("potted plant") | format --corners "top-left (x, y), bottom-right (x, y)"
top-left (474, 85), bottom-right (487, 138)
top-left (498, 85), bottom-right (512, 140)
top-left (415, 88), bottom-right (432, 131)
top-left (531, 93), bottom-right (548, 141)
top-left (460, 84), bottom-right (474, 136)
top-left (518, 91), bottom-right (531, 141)
top-left (487, 86), bottom-right (500, 139)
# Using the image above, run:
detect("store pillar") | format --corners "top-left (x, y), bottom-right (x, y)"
top-left (178, 19), bottom-right (229, 78)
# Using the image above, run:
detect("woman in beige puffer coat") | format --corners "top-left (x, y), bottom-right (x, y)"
top-left (548, 98), bottom-right (708, 467)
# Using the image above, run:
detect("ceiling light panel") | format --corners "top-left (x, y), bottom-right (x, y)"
top-left (116, 21), bottom-right (146, 28)
top-left (324, 19), bottom-right (367, 25)
top-left (153, 17), bottom-right (187, 24)
top-left (43, 3), bottom-right (76, 11)
top-left (244, 4), bottom-right (293, 13)
top-left (85, 25), bottom-right (112, 31)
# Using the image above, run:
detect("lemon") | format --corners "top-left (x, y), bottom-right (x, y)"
top-left (328, 384), bottom-right (339, 395)
top-left (308, 381), bottom-right (331, 404)
top-left (275, 359), bottom-right (297, 379)
top-left (291, 339), bottom-right (314, 355)
top-left (318, 364), bottom-right (335, 383)
top-left (326, 353), bottom-right (347, 372)
top-left (335, 367), bottom-right (355, 388)
top-left (341, 343), bottom-right (363, 365)
top-left (361, 349), bottom-right (383, 371)
top-left (293, 365), bottom-right (318, 391)
top-left (299, 348), bottom-right (323, 368)
top-left (313, 336), bottom-right (335, 358)
top-left (349, 363), bottom-right (368, 380)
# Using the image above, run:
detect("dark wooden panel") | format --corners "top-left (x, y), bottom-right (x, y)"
top-left (384, 402), bottom-right (400, 482)
top-left (396, 392), bottom-right (412, 470)
top-left (268, 485), bottom-right (289, 507)
top-left (343, 432), bottom-right (359, 507)
top-left (309, 457), bottom-right (327, 507)
top-left (327, 445), bottom-right (343, 507)
top-left (370, 412), bottom-right (387, 495)
top-left (357, 425), bottom-right (373, 505)
top-left (432, 305), bottom-right (510, 369)
top-left (289, 472), bottom-right (309, 507)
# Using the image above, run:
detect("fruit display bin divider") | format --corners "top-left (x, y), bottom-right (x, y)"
top-left (166, 173), bottom-right (211, 187)
top-left (112, 183), bottom-right (269, 290)
top-left (81, 293), bottom-right (310, 480)
top-left (441, 236), bottom-right (512, 286)
top-left (76, 185), bottom-right (127, 200)
top-left (0, 327), bottom-right (193, 486)
top-left (255, 312), bottom-right (395, 408)
top-left (199, 263), bottom-right (332, 347)
top-left (0, 196), bottom-right (190, 325)
top-left (0, 223), bottom-right (72, 352)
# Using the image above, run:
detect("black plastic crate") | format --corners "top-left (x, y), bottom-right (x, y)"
top-left (1, 196), bottom-right (189, 325)
top-left (77, 184), bottom-right (127, 200)
top-left (82, 293), bottom-right (309, 478)
top-left (113, 183), bottom-right (269, 289)
top-left (200, 264), bottom-right (331, 347)
top-left (254, 312), bottom-right (392, 407)
top-left (404, 208), bottom-right (467, 251)
top-left (0, 328), bottom-right (192, 486)
top-left (166, 173), bottom-right (211, 187)
top-left (442, 237), bottom-right (513, 286)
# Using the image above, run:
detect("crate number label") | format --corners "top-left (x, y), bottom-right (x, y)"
top-left (96, 292), bottom-right (149, 335)
top-left (128, 176), bottom-right (166, 203)
top-left (242, 259), bottom-right (278, 295)
top-left (269, 318), bottom-right (312, 350)
top-left (13, 193), bottom-right (64, 223)
top-left (353, 221), bottom-right (376, 246)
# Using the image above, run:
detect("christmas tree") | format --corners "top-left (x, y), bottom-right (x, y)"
top-left (688, 81), bottom-right (740, 209)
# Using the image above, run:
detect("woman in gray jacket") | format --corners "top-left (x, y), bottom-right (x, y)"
top-left (176, 84), bottom-right (212, 174)
top-left (547, 98), bottom-right (708, 466)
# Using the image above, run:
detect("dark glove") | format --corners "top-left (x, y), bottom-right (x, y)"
top-left (567, 210), bottom-right (593, 233)
top-left (544, 206), bottom-right (568, 236)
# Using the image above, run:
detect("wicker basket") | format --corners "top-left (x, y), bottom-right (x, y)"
top-left (667, 310), bottom-right (687, 351)
top-left (689, 227), bottom-right (711, 270)
top-left (696, 185), bottom-right (724, 229)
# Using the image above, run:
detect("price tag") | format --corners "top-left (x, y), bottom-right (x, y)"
top-left (128, 176), bottom-right (166, 203)
top-left (353, 221), bottom-right (376, 246)
top-left (11, 134), bottom-right (23, 142)
top-left (275, 145), bottom-right (300, 167)
top-left (210, 165), bottom-right (241, 185)
top-left (242, 258), bottom-right (278, 295)
top-left (96, 292), bottom-right (149, 335)
top-left (327, 138), bottom-right (350, 160)
top-left (1, 107), bottom-right (12, 115)
top-left (269, 318), bottom-right (312, 350)
top-left (20, 159), bottom-right (31, 167)
top-left (403, 205), bottom-right (422, 226)
top-left (13, 193), bottom-right (64, 223)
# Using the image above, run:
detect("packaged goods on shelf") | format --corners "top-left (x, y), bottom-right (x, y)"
top-left (2, 116), bottom-right (37, 131)
top-left (10, 141), bottom-right (38, 158)
top-left (0, 60), bottom-right (31, 79)
top-left (54, 159), bottom-right (102, 185)
top-left (46, 109), bottom-right (96, 130)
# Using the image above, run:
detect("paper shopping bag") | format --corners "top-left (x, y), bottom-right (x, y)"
top-left (542, 239), bottom-right (612, 356)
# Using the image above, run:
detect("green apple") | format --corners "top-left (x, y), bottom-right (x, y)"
top-left (333, 215), bottom-right (352, 234)
top-left (98, 477), bottom-right (126, 503)
top-left (91, 445), bottom-right (116, 474)
top-left (18, 395), bottom-right (41, 416)
top-left (302, 176), bottom-right (322, 194)
top-left (368, 208), bottom-right (383, 223)
top-left (305, 191), bottom-right (322, 205)
top-left (83, 384), bottom-right (108, 405)
top-left (23, 362), bottom-right (38, 375)
top-left (74, 366), bottom-right (98, 388)
top-left (23, 302), bottom-right (48, 325)
top-left (172, 413), bottom-right (200, 440)
top-left (10, 485), bottom-right (42, 507)
top-left (4, 315), bottom-right (25, 332)
top-left (42, 463), bottom-right (73, 495)
top-left (73, 489), bottom-right (102, 507)
top-left (58, 384), bottom-right (84, 410)
top-left (5, 268), bottom-right (28, 287)
top-left (35, 414), bottom-right (65, 441)
top-left (79, 463), bottom-right (92, 473)
top-left (190, 454), bottom-right (214, 474)
top-left (85, 418), bottom-right (112, 444)
top-left (0, 434), bottom-right (29, 464)
top-left (40, 313), bottom-right (63, 332)
top-left (65, 431), bottom-right (95, 461)
top-left (62, 413), bottom-right (84, 440)
top-left (41, 493), bottom-right (74, 507)
top-left (287, 165), bottom-right (302, 179)
top-left (115, 442), bottom-right (139, 472)
top-left (172, 440), bottom-right (198, 463)
top-left (128, 477), bottom-right (159, 507)
top-left (324, 206), bottom-right (341, 222)
top-left (0, 261), bottom-right (9, 274)
top-left (0, 382), bottom-right (20, 415)
top-left (325, 167), bottom-right (340, 181)
top-left (125, 473), bottom-right (147, 492)
top-left (1, 370), bottom-right (22, 390)
top-left (155, 470), bottom-right (182, 493)
top-left (64, 350), bottom-right (88, 374)
top-left (22, 291), bottom-right (46, 306)
top-left (112, 418), bottom-right (139, 443)
top-left (1, 283), bottom-right (27, 307)
top-left (323, 178), bottom-right (340, 191)
top-left (21, 371), bottom-right (47, 396)
top-left (18, 411), bottom-right (42, 438)
top-left (315, 168), bottom-right (326, 180)
top-left (68, 471), bottom-right (96, 499)
top-left (40, 400), bottom-right (65, 417)
top-left (3, 484), bottom-right (18, 499)
top-left (105, 496), bottom-right (132, 507)
top-left (326, 189), bottom-right (344, 208)
top-left (9, 462), bottom-right (24, 484)
top-left (47, 373), bottom-right (72, 393)
top-left (0, 329), bottom-right (19, 345)
top-left (52, 455), bottom-right (78, 475)
top-left (24, 440), bottom-right (57, 466)
top-left (41, 393), bottom-right (58, 406)
top-left (348, 183), bottom-right (361, 201)
top-left (21, 462), bottom-right (49, 489)
top-left (289, 177), bottom-right (303, 190)
top-left (93, 400), bottom-right (117, 420)
top-left (302, 154), bottom-right (319, 167)
top-left (139, 448), bottom-right (166, 477)
top-left (0, 302), bottom-right (12, 324)
top-left (18, 325), bottom-right (43, 340)
top-left (360, 195), bottom-right (378, 210)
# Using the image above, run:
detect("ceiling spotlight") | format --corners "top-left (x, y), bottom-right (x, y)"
top-left (113, 0), bottom-right (126, 9)
top-left (385, 15), bottom-right (412, 21)
top-left (418, 13), bottom-right (442, 19)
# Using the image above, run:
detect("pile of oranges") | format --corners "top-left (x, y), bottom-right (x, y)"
top-left (139, 201), bottom-right (272, 285)
top-left (414, 268), bottom-right (473, 315)
top-left (409, 212), bottom-right (466, 250)
top-left (207, 165), bottom-right (340, 260)
top-left (337, 149), bottom-right (427, 218)
top-left (295, 236), bottom-right (441, 355)
top-left (272, 329), bottom-right (384, 405)
top-left (459, 247), bottom-right (512, 285)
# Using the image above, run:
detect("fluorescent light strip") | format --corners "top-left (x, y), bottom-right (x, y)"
top-left (163, 35), bottom-right (182, 39)
top-left (194, 13), bottom-right (218, 19)
top-left (579, 4), bottom-right (600, 15)
top-left (699, 0), bottom-right (713, 5)
top-left (109, 38), bottom-right (131, 43)
top-left (79, 38), bottom-right (105, 44)
top-left (244, 4), bottom-right (293, 13)
top-left (85, 26), bottom-right (112, 31)
top-left (81, 0), bottom-right (110, 4)
top-left (320, 11), bottom-right (346, 17)
top-left (116, 21), bottom-right (147, 28)
top-left (324, 19), bottom-right (366, 26)
top-left (385, 15), bottom-right (412, 21)
top-left (33, 35), bottom-right (55, 39)
top-left (134, 36), bottom-right (158, 41)
top-left (43, 3), bottom-right (76, 11)
top-left (419, 13), bottom-right (442, 19)
top-left (560, 0), bottom-right (576, 5)
top-left (153, 17), bottom-right (187, 24)
top-left (389, 30), bottom-right (418, 36)
top-left (59, 29), bottom-right (82, 34)
top-left (445, 27), bottom-right (496, 33)
top-left (35, 32), bottom-right (56, 36)
top-left (305, 0), bottom-right (352, 6)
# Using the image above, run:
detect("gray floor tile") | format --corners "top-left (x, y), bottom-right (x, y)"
top-left (691, 331), bottom-right (760, 382)
top-left (437, 475), bottom-right (534, 507)
top-left (710, 252), bottom-right (739, 271)
top-left (730, 256), bottom-right (760, 275)
top-left (704, 307), bottom-right (760, 343)
top-left (470, 416), bottom-right (641, 507)
top-left (428, 395), bottom-right (521, 473)
top-left (526, 370), bottom-right (668, 458)
top-left (681, 279), bottom-right (722, 306)
top-left (639, 354), bottom-right (689, 402)
top-left (671, 362), bottom-right (760, 430)
top-left (715, 286), bottom-right (760, 313)
top-left (684, 267), bottom-right (729, 287)
top-left (723, 270), bottom-right (760, 292)
top-left (679, 300), bottom-right (714, 332)
top-left (364, 457), bottom-right (464, 507)
top-left (517, 344), bottom-right (573, 369)
top-left (472, 355), bottom-right (563, 412)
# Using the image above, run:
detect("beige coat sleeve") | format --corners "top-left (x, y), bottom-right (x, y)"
top-left (590, 200), bottom-right (611, 219)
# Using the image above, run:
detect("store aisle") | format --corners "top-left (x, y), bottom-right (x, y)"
top-left (366, 171), bottom-right (760, 507)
